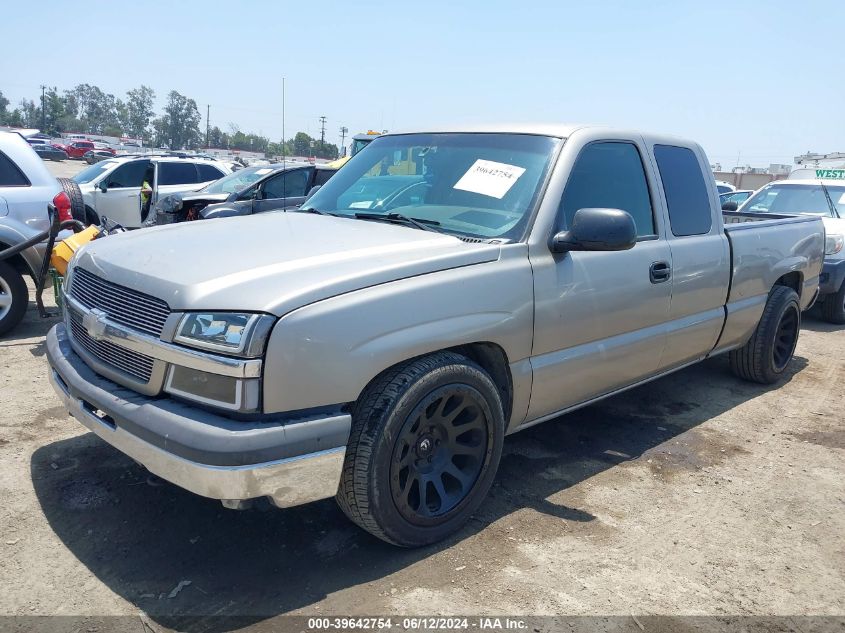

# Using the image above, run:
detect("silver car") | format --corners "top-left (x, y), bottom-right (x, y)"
top-left (46, 125), bottom-right (824, 546)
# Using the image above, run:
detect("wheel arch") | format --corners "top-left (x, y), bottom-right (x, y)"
top-left (773, 271), bottom-right (802, 296)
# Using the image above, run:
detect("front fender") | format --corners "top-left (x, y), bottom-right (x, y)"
top-left (262, 248), bottom-right (534, 420)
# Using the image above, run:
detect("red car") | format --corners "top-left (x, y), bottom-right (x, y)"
top-left (66, 140), bottom-right (115, 159)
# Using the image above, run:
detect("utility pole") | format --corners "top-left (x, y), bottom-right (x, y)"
top-left (339, 126), bottom-right (348, 156)
top-left (206, 104), bottom-right (210, 149)
top-left (319, 116), bottom-right (327, 154)
top-left (281, 77), bottom-right (286, 165)
top-left (40, 85), bottom-right (46, 132)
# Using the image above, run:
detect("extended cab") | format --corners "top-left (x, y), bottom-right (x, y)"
top-left (46, 125), bottom-right (824, 547)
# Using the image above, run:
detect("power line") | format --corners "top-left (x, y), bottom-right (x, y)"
top-left (339, 126), bottom-right (348, 156)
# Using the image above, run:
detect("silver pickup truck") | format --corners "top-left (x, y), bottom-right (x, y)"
top-left (46, 125), bottom-right (824, 547)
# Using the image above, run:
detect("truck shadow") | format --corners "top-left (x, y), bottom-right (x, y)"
top-left (801, 309), bottom-right (844, 333)
top-left (30, 355), bottom-right (807, 632)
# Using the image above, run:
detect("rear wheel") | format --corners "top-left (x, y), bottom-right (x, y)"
top-left (730, 285), bottom-right (801, 384)
top-left (337, 352), bottom-right (505, 547)
top-left (0, 262), bottom-right (28, 337)
top-left (820, 281), bottom-right (845, 324)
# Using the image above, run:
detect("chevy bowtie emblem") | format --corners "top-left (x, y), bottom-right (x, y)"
top-left (83, 308), bottom-right (108, 341)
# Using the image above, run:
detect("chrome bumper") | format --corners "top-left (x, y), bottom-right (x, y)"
top-left (46, 324), bottom-right (350, 508)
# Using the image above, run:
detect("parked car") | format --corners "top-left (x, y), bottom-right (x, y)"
top-left (33, 144), bottom-right (69, 161)
top-left (83, 150), bottom-right (115, 164)
top-left (719, 189), bottom-right (753, 208)
top-left (735, 177), bottom-right (845, 322)
top-left (70, 154), bottom-right (231, 227)
top-left (153, 162), bottom-right (338, 223)
top-left (0, 131), bottom-right (84, 335)
top-left (66, 141), bottom-right (114, 160)
top-left (46, 125), bottom-right (823, 547)
top-left (715, 180), bottom-right (736, 195)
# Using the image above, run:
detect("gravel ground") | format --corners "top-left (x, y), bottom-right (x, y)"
top-left (0, 159), bottom-right (842, 631)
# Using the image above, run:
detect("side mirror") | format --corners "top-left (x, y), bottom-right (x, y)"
top-left (721, 200), bottom-right (738, 212)
top-left (305, 185), bottom-right (321, 201)
top-left (98, 180), bottom-right (108, 193)
top-left (551, 208), bottom-right (637, 253)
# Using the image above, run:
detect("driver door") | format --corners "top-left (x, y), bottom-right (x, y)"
top-left (92, 160), bottom-right (151, 227)
top-left (253, 168), bottom-right (313, 213)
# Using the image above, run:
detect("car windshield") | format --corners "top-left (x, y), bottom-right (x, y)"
top-left (302, 133), bottom-right (560, 240)
top-left (199, 165), bottom-right (278, 194)
top-left (72, 160), bottom-right (120, 184)
top-left (741, 183), bottom-right (845, 217)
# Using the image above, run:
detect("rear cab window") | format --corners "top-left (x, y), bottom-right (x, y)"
top-left (653, 145), bottom-right (712, 236)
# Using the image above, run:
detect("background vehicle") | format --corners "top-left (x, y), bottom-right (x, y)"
top-left (83, 150), bottom-right (115, 164)
top-left (719, 189), bottom-right (753, 209)
top-left (71, 155), bottom-right (230, 227)
top-left (0, 131), bottom-right (83, 335)
top-left (46, 125), bottom-right (823, 547)
top-left (65, 140), bottom-right (97, 159)
top-left (715, 180), bottom-right (736, 195)
top-left (33, 144), bottom-right (69, 162)
top-left (153, 162), bottom-right (338, 223)
top-left (737, 177), bottom-right (845, 322)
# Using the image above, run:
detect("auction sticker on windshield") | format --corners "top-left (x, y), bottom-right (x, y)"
top-left (453, 159), bottom-right (526, 199)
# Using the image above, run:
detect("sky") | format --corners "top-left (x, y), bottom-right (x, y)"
top-left (1, 0), bottom-right (842, 167)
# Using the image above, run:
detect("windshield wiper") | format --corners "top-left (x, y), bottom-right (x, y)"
top-left (820, 184), bottom-right (841, 218)
top-left (298, 207), bottom-right (337, 217)
top-left (354, 212), bottom-right (442, 233)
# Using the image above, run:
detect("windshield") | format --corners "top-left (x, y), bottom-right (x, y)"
top-left (199, 165), bottom-right (278, 194)
top-left (72, 160), bottom-right (119, 184)
top-left (351, 138), bottom-right (374, 156)
top-left (740, 183), bottom-right (845, 217)
top-left (303, 133), bottom-right (560, 240)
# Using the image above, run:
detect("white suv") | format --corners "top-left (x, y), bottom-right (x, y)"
top-left (71, 155), bottom-right (231, 227)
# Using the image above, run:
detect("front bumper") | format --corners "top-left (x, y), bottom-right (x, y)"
top-left (46, 323), bottom-right (351, 508)
top-left (819, 258), bottom-right (845, 295)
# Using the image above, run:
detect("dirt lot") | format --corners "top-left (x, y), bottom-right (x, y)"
top-left (0, 160), bottom-right (843, 631)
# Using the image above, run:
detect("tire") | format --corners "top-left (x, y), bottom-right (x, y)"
top-left (56, 177), bottom-right (86, 224)
top-left (337, 351), bottom-right (505, 547)
top-left (84, 205), bottom-right (100, 227)
top-left (730, 285), bottom-right (801, 384)
top-left (820, 281), bottom-right (845, 324)
top-left (0, 261), bottom-right (28, 337)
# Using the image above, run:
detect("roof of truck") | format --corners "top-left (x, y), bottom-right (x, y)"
top-left (382, 123), bottom-right (592, 138)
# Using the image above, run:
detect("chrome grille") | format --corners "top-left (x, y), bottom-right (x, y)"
top-left (69, 267), bottom-right (170, 337)
top-left (69, 308), bottom-right (154, 382)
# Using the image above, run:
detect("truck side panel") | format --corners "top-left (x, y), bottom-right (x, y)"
top-left (262, 247), bottom-right (535, 429)
top-left (713, 216), bottom-right (824, 353)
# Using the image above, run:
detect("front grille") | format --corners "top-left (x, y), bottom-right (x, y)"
top-left (69, 268), bottom-right (170, 337)
top-left (69, 308), bottom-right (155, 382)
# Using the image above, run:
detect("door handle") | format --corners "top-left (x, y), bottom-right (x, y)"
top-left (649, 261), bottom-right (671, 284)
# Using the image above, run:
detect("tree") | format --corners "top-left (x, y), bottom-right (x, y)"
top-left (208, 125), bottom-right (228, 148)
top-left (123, 85), bottom-right (155, 141)
top-left (152, 90), bottom-right (202, 149)
top-left (0, 91), bottom-right (9, 125)
top-left (292, 132), bottom-right (313, 156)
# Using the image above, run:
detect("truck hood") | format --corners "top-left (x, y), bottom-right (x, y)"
top-left (179, 192), bottom-right (231, 204)
top-left (72, 212), bottom-right (501, 316)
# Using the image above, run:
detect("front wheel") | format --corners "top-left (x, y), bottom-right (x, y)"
top-left (337, 352), bottom-right (505, 547)
top-left (820, 281), bottom-right (845, 324)
top-left (730, 285), bottom-right (801, 384)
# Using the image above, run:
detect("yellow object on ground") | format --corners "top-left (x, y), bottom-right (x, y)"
top-left (51, 226), bottom-right (101, 275)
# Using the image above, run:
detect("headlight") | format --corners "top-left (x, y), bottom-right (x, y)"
top-left (174, 312), bottom-right (275, 358)
top-left (825, 234), bottom-right (844, 256)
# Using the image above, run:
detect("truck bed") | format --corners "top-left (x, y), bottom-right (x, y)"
top-left (714, 211), bottom-right (825, 354)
